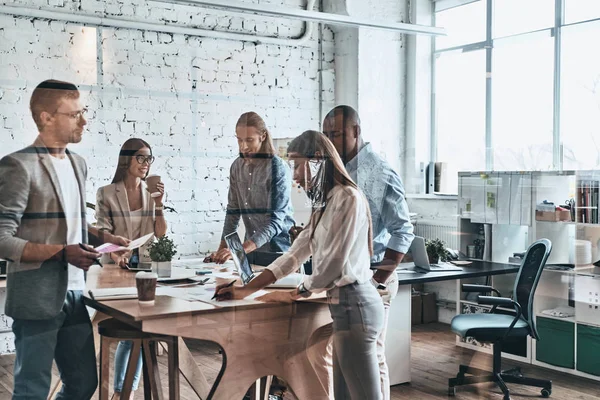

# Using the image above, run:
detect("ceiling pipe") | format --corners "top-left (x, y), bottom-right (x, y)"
top-left (0, 0), bottom-right (317, 47)
top-left (153, 0), bottom-right (446, 36)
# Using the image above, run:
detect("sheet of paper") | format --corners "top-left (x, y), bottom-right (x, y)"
top-left (95, 232), bottom-right (154, 254)
top-left (187, 287), bottom-right (270, 307)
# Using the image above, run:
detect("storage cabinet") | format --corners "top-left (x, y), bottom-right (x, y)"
top-left (577, 324), bottom-right (600, 376)
top-left (536, 317), bottom-right (575, 369)
top-left (456, 170), bottom-right (600, 382)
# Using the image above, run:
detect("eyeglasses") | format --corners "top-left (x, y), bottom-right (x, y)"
top-left (135, 155), bottom-right (155, 165)
top-left (54, 108), bottom-right (88, 120)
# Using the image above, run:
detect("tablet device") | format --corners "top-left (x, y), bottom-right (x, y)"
top-left (224, 232), bottom-right (255, 285)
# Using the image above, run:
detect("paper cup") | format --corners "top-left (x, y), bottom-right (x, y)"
top-left (136, 271), bottom-right (158, 305)
top-left (146, 175), bottom-right (161, 198)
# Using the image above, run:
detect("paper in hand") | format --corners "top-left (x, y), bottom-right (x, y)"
top-left (95, 232), bottom-right (154, 254)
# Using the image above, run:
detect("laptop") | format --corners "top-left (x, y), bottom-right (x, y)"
top-left (410, 236), bottom-right (463, 272)
top-left (224, 232), bottom-right (303, 288)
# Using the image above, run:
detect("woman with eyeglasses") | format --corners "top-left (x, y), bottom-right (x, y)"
top-left (207, 111), bottom-right (295, 264)
top-left (215, 130), bottom-right (384, 400)
top-left (95, 138), bottom-right (167, 400)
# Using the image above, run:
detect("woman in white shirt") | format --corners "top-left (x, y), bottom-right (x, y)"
top-left (95, 138), bottom-right (167, 400)
top-left (215, 130), bottom-right (385, 400)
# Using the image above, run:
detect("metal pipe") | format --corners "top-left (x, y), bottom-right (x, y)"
top-left (155, 0), bottom-right (446, 36)
top-left (0, 1), bottom-right (317, 46)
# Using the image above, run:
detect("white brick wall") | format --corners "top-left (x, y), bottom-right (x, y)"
top-left (0, 0), bottom-right (336, 258)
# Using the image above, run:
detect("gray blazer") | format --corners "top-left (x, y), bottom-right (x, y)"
top-left (0, 137), bottom-right (88, 320)
top-left (95, 181), bottom-right (156, 263)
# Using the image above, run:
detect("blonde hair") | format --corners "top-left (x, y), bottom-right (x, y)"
top-left (236, 112), bottom-right (276, 156)
top-left (287, 130), bottom-right (373, 256)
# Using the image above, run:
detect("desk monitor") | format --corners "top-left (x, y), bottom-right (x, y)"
top-left (224, 232), bottom-right (255, 285)
top-left (410, 236), bottom-right (462, 272)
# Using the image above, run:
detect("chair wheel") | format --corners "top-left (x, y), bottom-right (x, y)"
top-left (448, 387), bottom-right (456, 396)
top-left (541, 388), bottom-right (551, 398)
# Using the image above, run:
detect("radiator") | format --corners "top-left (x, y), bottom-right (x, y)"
top-left (413, 219), bottom-right (459, 250)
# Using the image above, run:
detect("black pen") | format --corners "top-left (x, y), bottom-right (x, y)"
top-left (79, 243), bottom-right (103, 268)
top-left (211, 280), bottom-right (236, 300)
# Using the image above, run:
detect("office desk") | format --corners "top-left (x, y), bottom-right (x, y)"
top-left (84, 264), bottom-right (331, 400)
top-left (385, 260), bottom-right (520, 386)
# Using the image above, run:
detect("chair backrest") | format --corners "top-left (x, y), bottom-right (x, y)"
top-left (512, 238), bottom-right (552, 340)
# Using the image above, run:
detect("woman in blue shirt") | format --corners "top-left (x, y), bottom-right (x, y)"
top-left (209, 112), bottom-right (294, 263)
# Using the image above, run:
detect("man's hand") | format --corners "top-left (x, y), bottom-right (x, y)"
top-left (289, 226), bottom-right (304, 243)
top-left (63, 244), bottom-right (101, 271)
top-left (210, 248), bottom-right (232, 264)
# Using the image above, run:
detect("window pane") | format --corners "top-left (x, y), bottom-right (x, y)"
top-left (492, 32), bottom-right (554, 170)
top-left (565, 0), bottom-right (600, 24)
top-left (435, 50), bottom-right (486, 187)
top-left (435, 1), bottom-right (486, 49)
top-left (561, 21), bottom-right (600, 170)
top-left (493, 0), bottom-right (554, 38)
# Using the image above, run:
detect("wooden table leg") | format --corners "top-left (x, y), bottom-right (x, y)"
top-left (141, 344), bottom-right (152, 400)
top-left (167, 337), bottom-right (180, 400)
top-left (160, 338), bottom-right (211, 399)
top-left (143, 341), bottom-right (165, 400)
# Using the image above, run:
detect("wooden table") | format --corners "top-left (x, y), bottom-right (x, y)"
top-left (84, 264), bottom-right (332, 400)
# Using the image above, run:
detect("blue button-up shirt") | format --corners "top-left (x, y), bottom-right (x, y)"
top-left (222, 155), bottom-right (294, 253)
top-left (345, 143), bottom-right (415, 263)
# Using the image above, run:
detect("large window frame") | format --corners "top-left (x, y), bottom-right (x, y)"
top-left (431, 0), bottom-right (600, 173)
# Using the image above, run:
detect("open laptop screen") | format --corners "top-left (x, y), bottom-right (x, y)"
top-left (224, 232), bottom-right (255, 285)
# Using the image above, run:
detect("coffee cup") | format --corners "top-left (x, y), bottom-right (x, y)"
top-left (146, 175), bottom-right (161, 198)
top-left (136, 271), bottom-right (158, 304)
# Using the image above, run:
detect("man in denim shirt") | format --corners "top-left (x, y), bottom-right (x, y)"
top-left (320, 105), bottom-right (414, 400)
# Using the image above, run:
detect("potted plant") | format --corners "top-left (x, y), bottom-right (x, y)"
top-left (147, 236), bottom-right (177, 278)
top-left (425, 238), bottom-right (450, 264)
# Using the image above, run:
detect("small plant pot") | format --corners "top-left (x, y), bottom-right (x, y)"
top-left (152, 261), bottom-right (171, 278)
top-left (428, 256), bottom-right (440, 264)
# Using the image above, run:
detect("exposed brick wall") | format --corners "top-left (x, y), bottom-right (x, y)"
top-left (0, 0), bottom-right (335, 257)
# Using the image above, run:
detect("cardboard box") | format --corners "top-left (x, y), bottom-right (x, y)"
top-left (535, 210), bottom-right (571, 222)
top-left (421, 292), bottom-right (438, 323)
top-left (411, 294), bottom-right (422, 325)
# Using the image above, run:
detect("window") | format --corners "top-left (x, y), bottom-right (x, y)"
top-left (492, 32), bottom-right (554, 170)
top-left (560, 21), bottom-right (600, 170)
top-left (435, 50), bottom-right (486, 172)
top-left (435, 1), bottom-right (486, 50)
top-left (432, 0), bottom-right (600, 193)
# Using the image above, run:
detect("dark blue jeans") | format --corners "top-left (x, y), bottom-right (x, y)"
top-left (12, 290), bottom-right (98, 400)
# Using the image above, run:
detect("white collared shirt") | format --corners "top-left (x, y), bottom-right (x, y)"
top-left (267, 185), bottom-right (373, 293)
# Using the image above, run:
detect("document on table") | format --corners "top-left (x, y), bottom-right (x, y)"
top-left (95, 232), bottom-right (154, 254)
top-left (164, 284), bottom-right (270, 307)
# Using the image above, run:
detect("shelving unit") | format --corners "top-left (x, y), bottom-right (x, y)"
top-left (456, 170), bottom-right (600, 382)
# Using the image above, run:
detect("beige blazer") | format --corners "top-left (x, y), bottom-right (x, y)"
top-left (0, 136), bottom-right (88, 320)
top-left (95, 180), bottom-right (156, 262)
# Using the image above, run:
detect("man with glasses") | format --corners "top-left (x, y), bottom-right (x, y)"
top-left (298, 105), bottom-right (414, 400)
top-left (0, 80), bottom-right (129, 399)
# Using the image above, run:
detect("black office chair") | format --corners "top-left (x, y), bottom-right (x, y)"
top-left (448, 238), bottom-right (553, 400)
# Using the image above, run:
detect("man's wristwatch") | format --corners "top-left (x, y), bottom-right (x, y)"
top-left (297, 282), bottom-right (312, 298)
